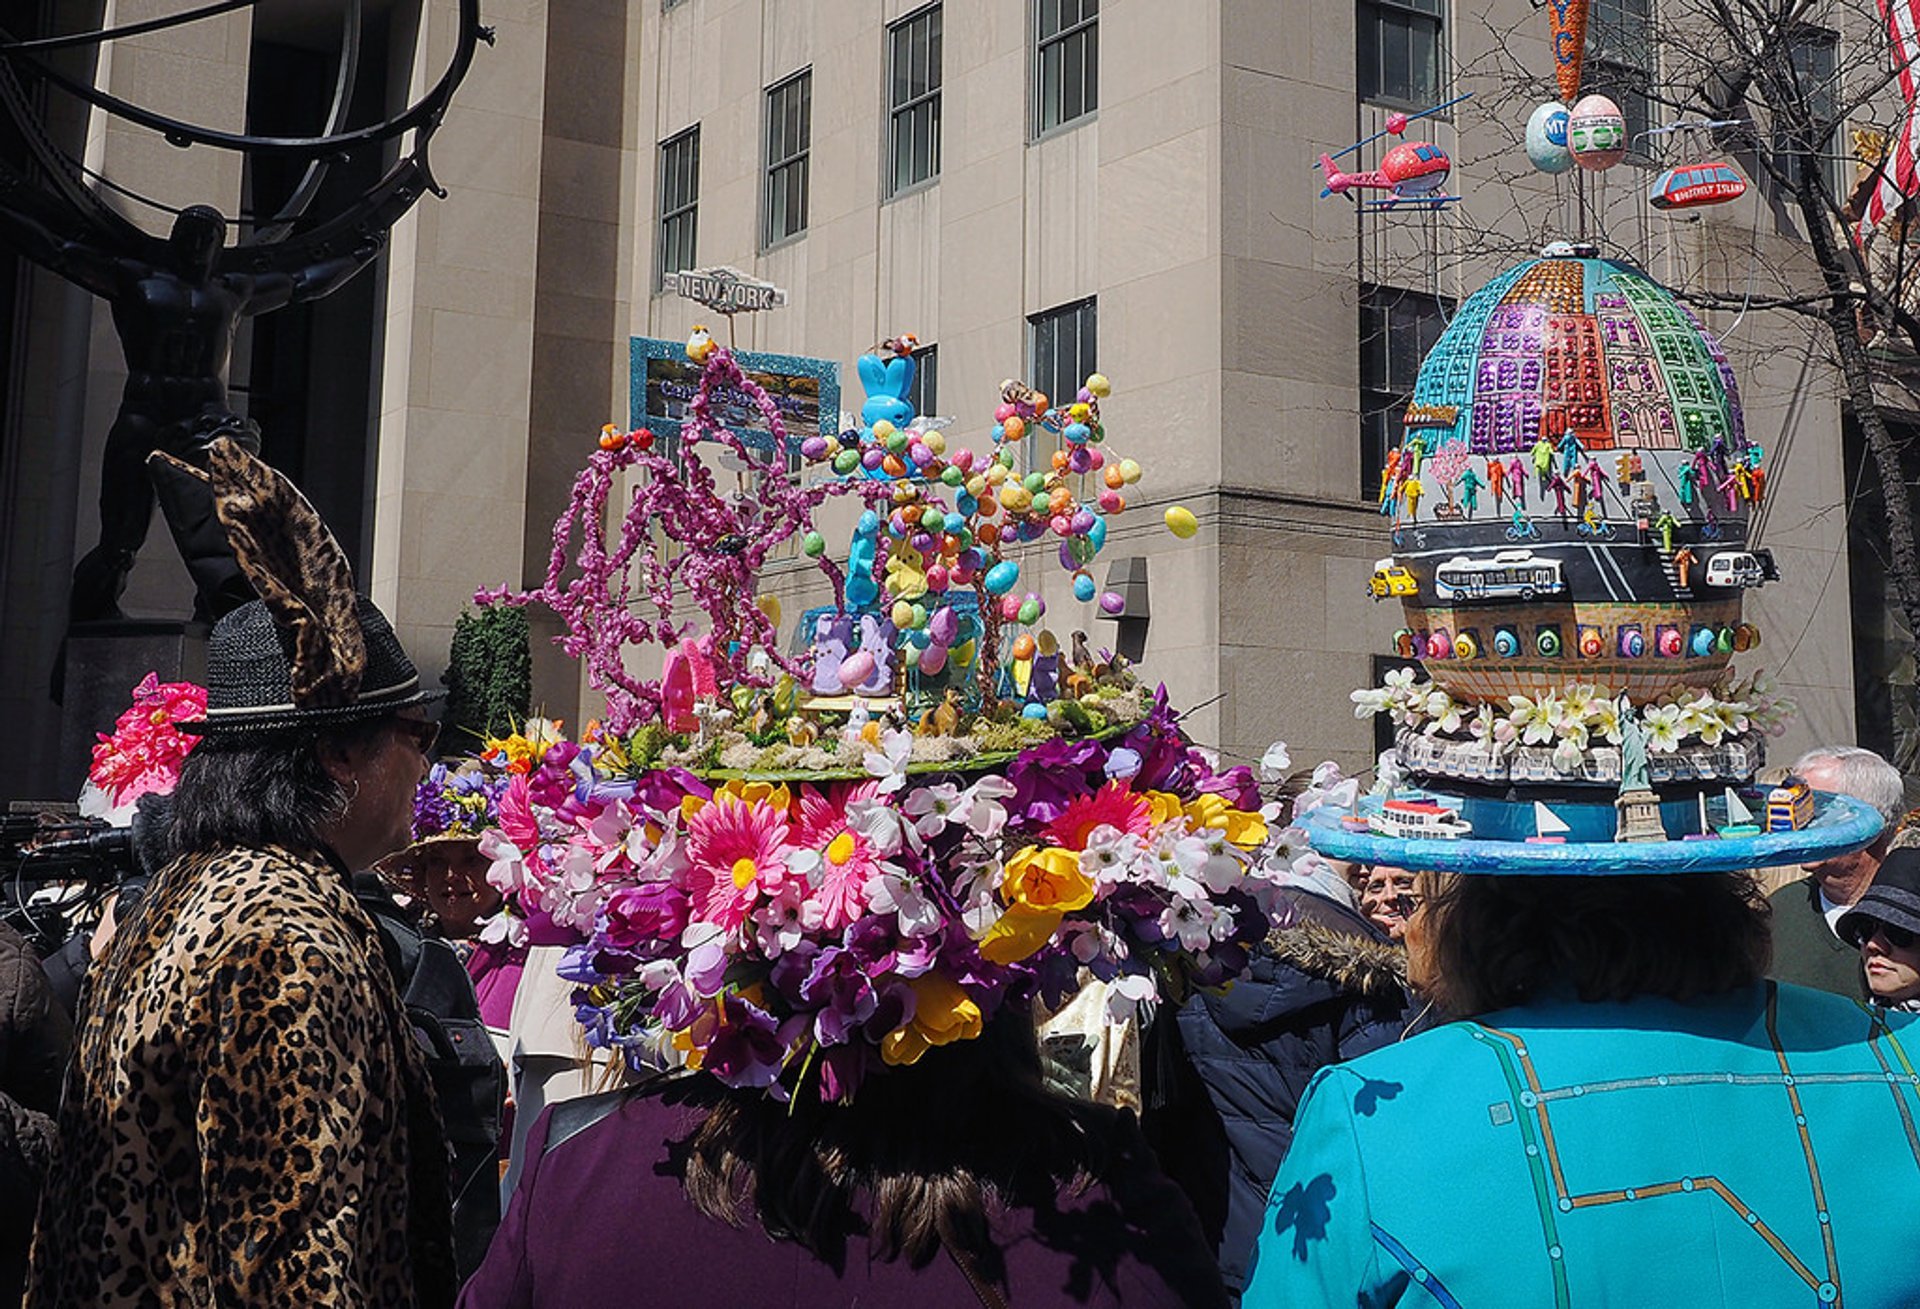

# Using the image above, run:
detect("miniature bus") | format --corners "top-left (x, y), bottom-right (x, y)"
top-left (1431, 551), bottom-right (1566, 603)
top-left (1765, 777), bottom-right (1814, 832)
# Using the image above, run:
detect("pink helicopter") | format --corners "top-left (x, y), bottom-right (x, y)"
top-left (1317, 93), bottom-right (1471, 212)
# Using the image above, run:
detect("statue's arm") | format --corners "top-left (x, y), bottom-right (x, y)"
top-left (239, 231), bottom-right (387, 316)
top-left (0, 205), bottom-right (121, 297)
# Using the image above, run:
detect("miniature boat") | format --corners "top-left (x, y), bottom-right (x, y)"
top-left (1369, 799), bottom-right (1473, 840)
top-left (1648, 162), bottom-right (1747, 210)
top-left (1526, 801), bottom-right (1569, 844)
top-left (1717, 787), bottom-right (1761, 838)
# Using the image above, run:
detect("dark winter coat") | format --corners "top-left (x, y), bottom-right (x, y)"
top-left (0, 922), bottom-right (72, 1307)
top-left (1151, 887), bottom-right (1413, 1297)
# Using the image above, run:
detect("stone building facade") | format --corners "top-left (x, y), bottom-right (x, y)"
top-left (0, 0), bottom-right (1885, 799)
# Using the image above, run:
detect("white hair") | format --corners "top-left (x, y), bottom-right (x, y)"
top-left (1790, 745), bottom-right (1907, 820)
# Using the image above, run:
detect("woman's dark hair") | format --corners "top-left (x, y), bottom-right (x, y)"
top-left (672, 1009), bottom-right (1115, 1276)
top-left (166, 717), bottom-right (394, 861)
top-left (1416, 872), bottom-right (1771, 1017)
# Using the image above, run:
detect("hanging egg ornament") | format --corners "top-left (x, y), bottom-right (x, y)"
top-left (1165, 505), bottom-right (1199, 539)
top-left (1525, 102), bottom-right (1574, 175)
top-left (1568, 95), bottom-right (1627, 171)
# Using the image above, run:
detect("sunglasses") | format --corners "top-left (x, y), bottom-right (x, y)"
top-left (389, 717), bottom-right (442, 757)
top-left (1853, 919), bottom-right (1916, 951)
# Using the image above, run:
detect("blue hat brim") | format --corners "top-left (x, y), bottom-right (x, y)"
top-left (1304, 791), bottom-right (1884, 875)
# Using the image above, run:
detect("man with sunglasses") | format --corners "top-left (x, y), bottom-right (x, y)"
top-left (1838, 846), bottom-right (1920, 1012)
top-left (1766, 746), bottom-right (1907, 997)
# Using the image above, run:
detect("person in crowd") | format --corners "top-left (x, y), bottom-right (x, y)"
top-left (1768, 745), bottom-right (1906, 995)
top-left (1243, 870), bottom-right (1920, 1305)
top-left (1357, 864), bottom-right (1418, 940)
top-left (0, 922), bottom-right (70, 1308)
top-left (28, 439), bottom-right (457, 1307)
top-left (1838, 846), bottom-right (1920, 1012)
top-left (460, 1007), bottom-right (1228, 1308)
top-left (1153, 878), bottom-right (1413, 1300)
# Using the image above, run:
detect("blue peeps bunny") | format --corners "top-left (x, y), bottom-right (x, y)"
top-left (845, 510), bottom-right (882, 610)
top-left (855, 350), bottom-right (918, 479)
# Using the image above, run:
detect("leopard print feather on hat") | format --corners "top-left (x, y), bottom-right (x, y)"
top-left (148, 439), bottom-right (368, 708)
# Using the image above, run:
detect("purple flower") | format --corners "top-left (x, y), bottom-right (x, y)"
top-left (1006, 736), bottom-right (1102, 823)
top-left (557, 943), bottom-right (604, 985)
top-left (798, 947), bottom-right (880, 1045)
top-left (843, 914), bottom-right (944, 979)
top-left (702, 995), bottom-right (786, 1089)
top-left (1198, 764), bottom-right (1261, 812)
top-left (600, 883), bottom-right (690, 950)
top-left (1103, 747), bottom-right (1142, 782)
top-left (817, 1045), bottom-right (866, 1103)
top-left (860, 977), bottom-right (918, 1044)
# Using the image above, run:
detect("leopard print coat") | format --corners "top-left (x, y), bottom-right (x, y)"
top-left (27, 844), bottom-right (455, 1307)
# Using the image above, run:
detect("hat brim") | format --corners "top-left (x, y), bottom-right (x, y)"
top-left (1304, 791), bottom-right (1885, 876)
top-left (178, 687), bottom-right (444, 736)
top-left (372, 829), bottom-right (486, 891)
top-left (1838, 897), bottom-right (1920, 947)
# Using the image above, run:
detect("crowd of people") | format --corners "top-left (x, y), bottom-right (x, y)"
top-left (1, 466), bottom-right (1917, 1302)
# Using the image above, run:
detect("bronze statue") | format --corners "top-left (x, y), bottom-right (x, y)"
top-left (0, 1), bottom-right (490, 624)
top-left (0, 202), bottom-right (383, 620)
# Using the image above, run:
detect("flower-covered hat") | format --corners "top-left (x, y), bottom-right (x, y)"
top-left (471, 698), bottom-right (1291, 1102)
top-left (79, 672), bottom-right (207, 824)
top-left (373, 761), bottom-right (508, 893)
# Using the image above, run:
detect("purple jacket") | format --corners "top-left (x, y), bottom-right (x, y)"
top-left (460, 1091), bottom-right (1228, 1308)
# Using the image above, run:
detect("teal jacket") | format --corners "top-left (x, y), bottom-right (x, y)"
top-left (1244, 983), bottom-right (1919, 1307)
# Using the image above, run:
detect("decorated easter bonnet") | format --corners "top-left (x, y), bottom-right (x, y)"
top-left (373, 762), bottom-right (508, 893)
top-left (448, 343), bottom-right (1296, 1102)
top-left (1315, 243), bottom-right (1882, 875)
top-left (155, 438), bottom-right (440, 736)
top-left (79, 672), bottom-right (206, 824)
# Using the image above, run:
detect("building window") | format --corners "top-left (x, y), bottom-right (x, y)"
top-left (1035, 0), bottom-right (1097, 136)
top-left (1360, 284), bottom-right (1452, 497)
top-left (764, 71), bottom-right (811, 247)
top-left (658, 126), bottom-right (699, 284)
top-left (1586, 0), bottom-right (1653, 161)
top-left (887, 5), bottom-right (942, 196)
top-left (905, 344), bottom-right (938, 419)
top-left (1029, 299), bottom-right (1096, 460)
top-left (1774, 26), bottom-right (1843, 198)
top-left (1357, 0), bottom-right (1443, 108)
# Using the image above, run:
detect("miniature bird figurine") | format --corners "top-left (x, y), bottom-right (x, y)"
top-left (687, 325), bottom-right (717, 363)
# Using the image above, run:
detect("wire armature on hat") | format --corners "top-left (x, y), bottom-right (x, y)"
top-left (150, 438), bottom-right (368, 709)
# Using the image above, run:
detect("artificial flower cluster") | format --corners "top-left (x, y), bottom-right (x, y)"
top-left (411, 761), bottom-right (509, 841)
top-left (80, 672), bottom-right (207, 821)
top-left (466, 693), bottom-right (1299, 1102)
top-left (1351, 669), bottom-right (1795, 770)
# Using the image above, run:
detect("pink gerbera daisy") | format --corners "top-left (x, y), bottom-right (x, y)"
top-left (685, 794), bottom-right (793, 931)
top-left (1046, 782), bottom-right (1152, 852)
top-left (794, 783), bottom-right (881, 931)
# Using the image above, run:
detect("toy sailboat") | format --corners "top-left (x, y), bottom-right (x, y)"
top-left (1526, 802), bottom-right (1569, 844)
top-left (1719, 786), bottom-right (1761, 837)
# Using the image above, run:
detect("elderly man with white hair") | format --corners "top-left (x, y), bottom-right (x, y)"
top-left (1767, 745), bottom-right (1908, 996)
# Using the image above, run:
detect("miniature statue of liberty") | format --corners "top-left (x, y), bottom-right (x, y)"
top-left (1619, 696), bottom-right (1651, 794)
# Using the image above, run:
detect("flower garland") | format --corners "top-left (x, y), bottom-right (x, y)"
top-left (1351, 670), bottom-right (1794, 772)
top-left (476, 350), bottom-right (892, 734)
top-left (466, 694), bottom-right (1322, 1102)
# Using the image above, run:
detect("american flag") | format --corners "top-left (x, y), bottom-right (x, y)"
top-left (1864, 0), bottom-right (1920, 232)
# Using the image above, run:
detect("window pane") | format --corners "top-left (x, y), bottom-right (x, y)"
top-left (1357, 7), bottom-right (1380, 100)
top-left (927, 97), bottom-right (941, 179)
top-left (1040, 0), bottom-right (1061, 41)
top-left (1382, 13), bottom-right (1410, 102)
top-left (927, 13), bottom-right (942, 91)
top-left (1409, 16), bottom-right (1437, 104)
top-left (1083, 25), bottom-right (1099, 115)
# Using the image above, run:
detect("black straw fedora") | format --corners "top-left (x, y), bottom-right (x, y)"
top-left (181, 596), bottom-right (441, 736)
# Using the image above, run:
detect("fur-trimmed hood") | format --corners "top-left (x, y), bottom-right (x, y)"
top-left (1265, 919), bottom-right (1408, 1001)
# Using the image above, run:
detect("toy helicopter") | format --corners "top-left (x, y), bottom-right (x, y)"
top-left (1317, 93), bottom-right (1472, 212)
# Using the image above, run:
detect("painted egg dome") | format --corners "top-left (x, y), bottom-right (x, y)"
top-left (1370, 243), bottom-right (1772, 783)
